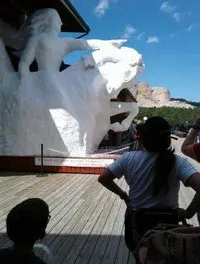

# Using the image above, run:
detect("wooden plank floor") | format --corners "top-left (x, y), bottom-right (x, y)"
top-left (0, 138), bottom-right (199, 263)
top-left (0, 172), bottom-right (134, 263)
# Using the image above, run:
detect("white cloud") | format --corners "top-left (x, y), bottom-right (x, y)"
top-left (160, 2), bottom-right (176, 13)
top-left (94, 0), bottom-right (109, 17)
top-left (185, 24), bottom-right (196, 32)
top-left (172, 12), bottom-right (180, 22)
top-left (136, 32), bottom-right (145, 40)
top-left (160, 2), bottom-right (181, 22)
top-left (147, 36), bottom-right (159, 44)
top-left (122, 25), bottom-right (137, 39)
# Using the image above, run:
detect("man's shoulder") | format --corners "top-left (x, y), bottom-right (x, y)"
top-left (0, 248), bottom-right (12, 261)
top-left (24, 252), bottom-right (47, 264)
top-left (0, 248), bottom-right (9, 253)
top-left (31, 254), bottom-right (47, 264)
top-left (174, 154), bottom-right (187, 163)
top-left (124, 150), bottom-right (150, 158)
top-left (0, 248), bottom-right (46, 264)
top-left (0, 247), bottom-right (10, 255)
top-left (120, 150), bottom-right (145, 163)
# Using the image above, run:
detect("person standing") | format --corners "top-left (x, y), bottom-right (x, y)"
top-left (98, 116), bottom-right (200, 261)
top-left (181, 117), bottom-right (200, 161)
top-left (181, 117), bottom-right (200, 224)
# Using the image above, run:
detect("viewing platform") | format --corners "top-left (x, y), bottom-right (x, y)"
top-left (0, 138), bottom-right (198, 263)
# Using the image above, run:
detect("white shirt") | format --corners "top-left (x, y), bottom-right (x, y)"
top-left (109, 151), bottom-right (197, 210)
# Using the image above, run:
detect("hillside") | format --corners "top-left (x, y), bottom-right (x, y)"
top-left (171, 98), bottom-right (200, 107)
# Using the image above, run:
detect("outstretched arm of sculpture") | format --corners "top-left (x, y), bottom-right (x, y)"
top-left (65, 38), bottom-right (127, 53)
top-left (18, 36), bottom-right (37, 78)
top-left (81, 45), bottom-right (126, 69)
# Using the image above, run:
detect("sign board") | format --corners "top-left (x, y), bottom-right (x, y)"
top-left (35, 157), bottom-right (114, 168)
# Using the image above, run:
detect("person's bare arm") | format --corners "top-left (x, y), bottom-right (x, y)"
top-left (98, 168), bottom-right (129, 204)
top-left (181, 117), bottom-right (200, 160)
top-left (181, 129), bottom-right (198, 160)
top-left (18, 36), bottom-right (37, 78)
top-left (183, 173), bottom-right (200, 219)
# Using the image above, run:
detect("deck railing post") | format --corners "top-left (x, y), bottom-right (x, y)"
top-left (41, 143), bottom-right (43, 175)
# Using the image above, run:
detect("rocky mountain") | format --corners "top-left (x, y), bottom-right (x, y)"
top-left (129, 82), bottom-right (194, 109)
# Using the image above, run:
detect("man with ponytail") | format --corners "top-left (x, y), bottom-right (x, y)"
top-left (98, 116), bottom-right (200, 258)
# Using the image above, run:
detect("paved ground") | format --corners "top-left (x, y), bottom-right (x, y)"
top-left (0, 137), bottom-right (199, 263)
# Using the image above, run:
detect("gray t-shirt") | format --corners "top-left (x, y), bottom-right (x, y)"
top-left (109, 151), bottom-right (197, 210)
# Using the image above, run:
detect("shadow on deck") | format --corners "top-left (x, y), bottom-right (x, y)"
top-left (0, 232), bottom-right (135, 264)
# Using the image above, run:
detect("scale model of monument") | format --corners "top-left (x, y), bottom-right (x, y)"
top-left (0, 5), bottom-right (144, 157)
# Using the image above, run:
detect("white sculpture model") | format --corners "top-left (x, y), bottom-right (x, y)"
top-left (0, 8), bottom-right (144, 156)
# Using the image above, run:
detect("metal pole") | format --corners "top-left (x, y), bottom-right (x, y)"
top-left (41, 143), bottom-right (43, 175)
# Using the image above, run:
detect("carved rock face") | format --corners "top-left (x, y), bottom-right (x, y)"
top-left (130, 82), bottom-right (151, 98)
top-left (130, 82), bottom-right (193, 109)
top-left (152, 87), bottom-right (170, 103)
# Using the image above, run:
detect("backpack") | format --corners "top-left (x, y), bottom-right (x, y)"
top-left (135, 225), bottom-right (200, 264)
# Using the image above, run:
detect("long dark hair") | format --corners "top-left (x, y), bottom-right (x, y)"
top-left (137, 116), bottom-right (175, 196)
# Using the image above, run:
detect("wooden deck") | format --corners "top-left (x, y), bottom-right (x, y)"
top-left (0, 138), bottom-right (199, 263)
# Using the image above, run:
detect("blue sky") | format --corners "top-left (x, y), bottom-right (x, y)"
top-left (66, 0), bottom-right (200, 101)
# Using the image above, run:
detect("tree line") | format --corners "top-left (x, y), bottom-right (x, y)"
top-left (137, 107), bottom-right (200, 127)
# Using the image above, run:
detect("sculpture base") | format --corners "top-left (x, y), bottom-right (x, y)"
top-left (0, 156), bottom-right (110, 174)
top-left (0, 145), bottom-right (129, 174)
